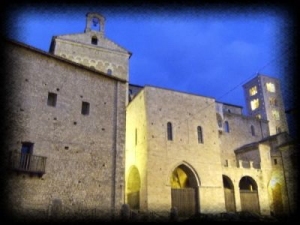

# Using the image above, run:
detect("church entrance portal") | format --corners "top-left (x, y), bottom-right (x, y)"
top-left (170, 164), bottom-right (199, 217)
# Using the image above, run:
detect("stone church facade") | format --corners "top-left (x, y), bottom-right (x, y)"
top-left (3, 13), bottom-right (297, 221)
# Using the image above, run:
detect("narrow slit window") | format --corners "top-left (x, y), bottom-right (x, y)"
top-left (197, 126), bottom-right (203, 144)
top-left (224, 121), bottom-right (230, 133)
top-left (167, 122), bottom-right (173, 141)
top-left (81, 101), bottom-right (90, 115)
top-left (47, 92), bottom-right (57, 107)
top-left (135, 128), bottom-right (137, 146)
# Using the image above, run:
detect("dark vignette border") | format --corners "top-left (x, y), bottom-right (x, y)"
top-left (1, 0), bottom-right (299, 224)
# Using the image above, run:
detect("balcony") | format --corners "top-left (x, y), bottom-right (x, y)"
top-left (223, 159), bottom-right (261, 169)
top-left (10, 152), bottom-right (47, 177)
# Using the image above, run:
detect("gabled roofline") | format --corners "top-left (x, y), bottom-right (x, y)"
top-left (50, 34), bottom-right (132, 58)
top-left (234, 131), bottom-right (294, 153)
top-left (5, 38), bottom-right (127, 83)
top-left (129, 83), bottom-right (144, 88)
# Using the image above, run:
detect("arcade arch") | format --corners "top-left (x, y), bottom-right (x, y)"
top-left (239, 176), bottom-right (260, 213)
top-left (126, 166), bottom-right (141, 209)
top-left (223, 175), bottom-right (236, 212)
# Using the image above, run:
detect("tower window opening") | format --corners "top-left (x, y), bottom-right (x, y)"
top-left (249, 86), bottom-right (257, 96)
top-left (91, 17), bottom-right (100, 31)
top-left (266, 82), bottom-right (275, 92)
top-left (250, 98), bottom-right (259, 111)
top-left (272, 110), bottom-right (280, 120)
top-left (91, 36), bottom-right (98, 45)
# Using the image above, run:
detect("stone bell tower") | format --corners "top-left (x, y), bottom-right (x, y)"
top-left (243, 74), bottom-right (289, 135)
top-left (49, 12), bottom-right (132, 82)
top-left (84, 12), bottom-right (106, 34)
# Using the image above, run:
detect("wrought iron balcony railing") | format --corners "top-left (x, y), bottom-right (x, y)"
top-left (10, 152), bottom-right (47, 176)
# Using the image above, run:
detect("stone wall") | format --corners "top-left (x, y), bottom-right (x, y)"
top-left (4, 40), bottom-right (126, 220)
top-left (125, 89), bottom-right (149, 211)
top-left (52, 34), bottom-right (130, 81)
top-left (143, 86), bottom-right (225, 213)
top-left (219, 112), bottom-right (269, 164)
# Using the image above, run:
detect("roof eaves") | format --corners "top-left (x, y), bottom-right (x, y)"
top-left (6, 38), bottom-right (127, 83)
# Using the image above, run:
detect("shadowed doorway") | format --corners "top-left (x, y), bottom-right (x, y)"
top-left (239, 176), bottom-right (260, 214)
top-left (127, 166), bottom-right (141, 210)
top-left (223, 175), bottom-right (236, 212)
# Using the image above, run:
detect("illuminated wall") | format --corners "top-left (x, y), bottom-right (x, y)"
top-left (125, 89), bottom-right (148, 210)
top-left (137, 86), bottom-right (225, 214)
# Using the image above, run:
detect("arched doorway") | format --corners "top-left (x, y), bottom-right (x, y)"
top-left (223, 175), bottom-right (236, 212)
top-left (271, 182), bottom-right (284, 215)
top-left (127, 166), bottom-right (141, 210)
top-left (239, 176), bottom-right (260, 214)
top-left (170, 164), bottom-right (200, 217)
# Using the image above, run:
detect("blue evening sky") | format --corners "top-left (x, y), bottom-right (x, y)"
top-left (5, 5), bottom-right (292, 113)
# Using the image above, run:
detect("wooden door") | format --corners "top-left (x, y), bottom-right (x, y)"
top-left (240, 190), bottom-right (260, 213)
top-left (171, 188), bottom-right (196, 217)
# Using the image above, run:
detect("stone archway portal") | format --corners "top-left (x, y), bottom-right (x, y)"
top-left (170, 164), bottom-right (199, 217)
top-left (127, 166), bottom-right (141, 210)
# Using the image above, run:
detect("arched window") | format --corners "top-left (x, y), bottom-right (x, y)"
top-left (107, 69), bottom-right (112, 75)
top-left (167, 122), bottom-right (173, 141)
top-left (224, 121), bottom-right (230, 133)
top-left (251, 125), bottom-right (255, 136)
top-left (197, 126), bottom-right (203, 143)
top-left (91, 17), bottom-right (100, 31)
top-left (216, 113), bottom-right (222, 128)
top-left (91, 36), bottom-right (98, 45)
